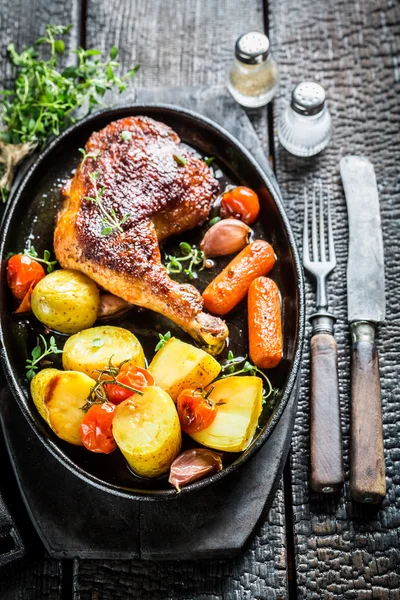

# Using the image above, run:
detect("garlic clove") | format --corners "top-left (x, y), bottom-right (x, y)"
top-left (200, 218), bottom-right (251, 258)
top-left (169, 448), bottom-right (223, 492)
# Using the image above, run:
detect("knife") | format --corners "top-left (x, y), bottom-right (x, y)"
top-left (340, 156), bottom-right (386, 504)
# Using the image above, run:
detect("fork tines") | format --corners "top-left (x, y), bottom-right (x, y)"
top-left (303, 181), bottom-right (336, 273)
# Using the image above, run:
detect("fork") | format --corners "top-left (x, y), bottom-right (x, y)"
top-left (303, 182), bottom-right (344, 494)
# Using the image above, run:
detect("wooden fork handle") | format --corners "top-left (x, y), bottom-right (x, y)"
top-left (309, 313), bottom-right (344, 493)
top-left (350, 322), bottom-right (386, 504)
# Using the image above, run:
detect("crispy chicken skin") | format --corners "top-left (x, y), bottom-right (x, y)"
top-left (54, 116), bottom-right (228, 353)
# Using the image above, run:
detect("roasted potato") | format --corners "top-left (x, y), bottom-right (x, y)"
top-left (190, 376), bottom-right (263, 452)
top-left (148, 337), bottom-right (221, 401)
top-left (112, 385), bottom-right (182, 477)
top-left (62, 325), bottom-right (145, 378)
top-left (31, 269), bottom-right (100, 334)
top-left (30, 368), bottom-right (95, 445)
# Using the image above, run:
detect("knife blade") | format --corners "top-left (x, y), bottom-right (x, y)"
top-left (340, 155), bottom-right (386, 504)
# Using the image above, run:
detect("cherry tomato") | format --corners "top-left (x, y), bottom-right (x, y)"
top-left (220, 186), bottom-right (260, 225)
top-left (177, 387), bottom-right (217, 434)
top-left (7, 254), bottom-right (45, 301)
top-left (80, 402), bottom-right (117, 454)
top-left (105, 364), bottom-right (155, 405)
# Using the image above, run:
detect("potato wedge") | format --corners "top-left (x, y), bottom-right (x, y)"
top-left (62, 326), bottom-right (145, 378)
top-left (148, 337), bottom-right (221, 401)
top-left (30, 368), bottom-right (60, 423)
top-left (31, 269), bottom-right (100, 334)
top-left (190, 376), bottom-right (263, 452)
top-left (30, 368), bottom-right (94, 445)
top-left (112, 386), bottom-right (181, 478)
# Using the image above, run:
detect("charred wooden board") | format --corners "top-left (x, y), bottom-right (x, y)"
top-left (269, 0), bottom-right (400, 596)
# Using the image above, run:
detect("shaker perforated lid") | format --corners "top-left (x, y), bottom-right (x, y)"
top-left (291, 82), bottom-right (326, 116)
top-left (235, 32), bottom-right (270, 64)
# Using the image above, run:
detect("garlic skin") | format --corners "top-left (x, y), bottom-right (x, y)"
top-left (200, 218), bottom-right (251, 258)
top-left (97, 293), bottom-right (131, 319)
top-left (169, 448), bottom-right (223, 492)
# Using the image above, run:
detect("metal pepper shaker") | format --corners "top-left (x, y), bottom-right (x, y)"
top-left (227, 32), bottom-right (279, 108)
top-left (278, 82), bottom-right (332, 157)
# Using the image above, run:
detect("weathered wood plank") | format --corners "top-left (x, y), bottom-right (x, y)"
top-left (269, 0), bottom-right (400, 597)
top-left (0, 1), bottom-right (80, 597)
top-left (0, 557), bottom-right (63, 600)
top-left (85, 0), bottom-right (269, 149)
top-left (0, 0), bottom-right (80, 87)
top-left (74, 485), bottom-right (288, 600)
top-left (74, 0), bottom-right (288, 597)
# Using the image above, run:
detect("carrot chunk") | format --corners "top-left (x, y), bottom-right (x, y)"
top-left (248, 276), bottom-right (282, 369)
top-left (202, 240), bottom-right (275, 315)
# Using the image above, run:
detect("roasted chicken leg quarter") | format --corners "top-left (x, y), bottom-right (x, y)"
top-left (54, 116), bottom-right (228, 353)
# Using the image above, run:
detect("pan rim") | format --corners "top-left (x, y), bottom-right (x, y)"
top-left (0, 103), bottom-right (305, 500)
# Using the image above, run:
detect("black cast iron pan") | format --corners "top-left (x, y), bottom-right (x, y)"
top-left (0, 104), bottom-right (305, 500)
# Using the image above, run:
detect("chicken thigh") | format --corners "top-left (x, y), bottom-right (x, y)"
top-left (54, 116), bottom-right (228, 353)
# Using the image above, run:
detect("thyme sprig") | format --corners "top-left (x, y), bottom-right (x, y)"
top-left (84, 171), bottom-right (130, 236)
top-left (26, 334), bottom-right (63, 381)
top-left (81, 357), bottom-right (143, 412)
top-left (191, 384), bottom-right (226, 407)
top-left (0, 24), bottom-right (138, 201)
top-left (164, 242), bottom-right (204, 280)
top-left (155, 331), bottom-right (171, 352)
top-left (24, 246), bottom-right (58, 273)
top-left (78, 147), bottom-right (100, 165)
top-left (219, 351), bottom-right (273, 400)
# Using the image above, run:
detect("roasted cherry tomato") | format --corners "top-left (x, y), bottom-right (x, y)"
top-left (80, 402), bottom-right (117, 454)
top-left (220, 186), bottom-right (260, 225)
top-left (105, 364), bottom-right (155, 405)
top-left (7, 254), bottom-right (45, 301)
top-left (177, 387), bottom-right (218, 435)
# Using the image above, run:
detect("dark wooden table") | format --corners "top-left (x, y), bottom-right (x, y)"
top-left (0, 0), bottom-right (399, 598)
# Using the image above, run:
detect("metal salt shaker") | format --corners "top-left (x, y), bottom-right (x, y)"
top-left (278, 82), bottom-right (332, 157)
top-left (227, 32), bottom-right (279, 108)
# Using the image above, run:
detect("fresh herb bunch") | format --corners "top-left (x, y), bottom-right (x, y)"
top-left (0, 24), bottom-right (138, 201)
top-left (26, 334), bottom-right (63, 381)
top-left (155, 331), bottom-right (171, 352)
top-left (219, 351), bottom-right (273, 399)
top-left (81, 357), bottom-right (143, 412)
top-left (24, 246), bottom-right (58, 273)
top-left (84, 171), bottom-right (130, 236)
top-left (164, 242), bottom-right (204, 280)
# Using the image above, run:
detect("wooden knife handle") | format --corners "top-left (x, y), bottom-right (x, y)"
top-left (350, 322), bottom-right (386, 504)
top-left (310, 325), bottom-right (344, 493)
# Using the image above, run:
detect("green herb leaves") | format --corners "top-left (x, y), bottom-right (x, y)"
top-left (84, 171), bottom-right (129, 236)
top-left (92, 338), bottom-right (104, 349)
top-left (204, 156), bottom-right (215, 167)
top-left (78, 147), bottom-right (100, 165)
top-left (81, 357), bottom-right (143, 412)
top-left (0, 25), bottom-right (138, 146)
top-left (164, 242), bottom-right (204, 280)
top-left (173, 153), bottom-right (187, 166)
top-left (208, 216), bottom-right (221, 227)
top-left (26, 334), bottom-right (63, 381)
top-left (24, 246), bottom-right (58, 273)
top-left (220, 351), bottom-right (273, 399)
top-left (0, 24), bottom-right (139, 201)
top-left (155, 331), bottom-right (171, 352)
top-left (120, 130), bottom-right (132, 141)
